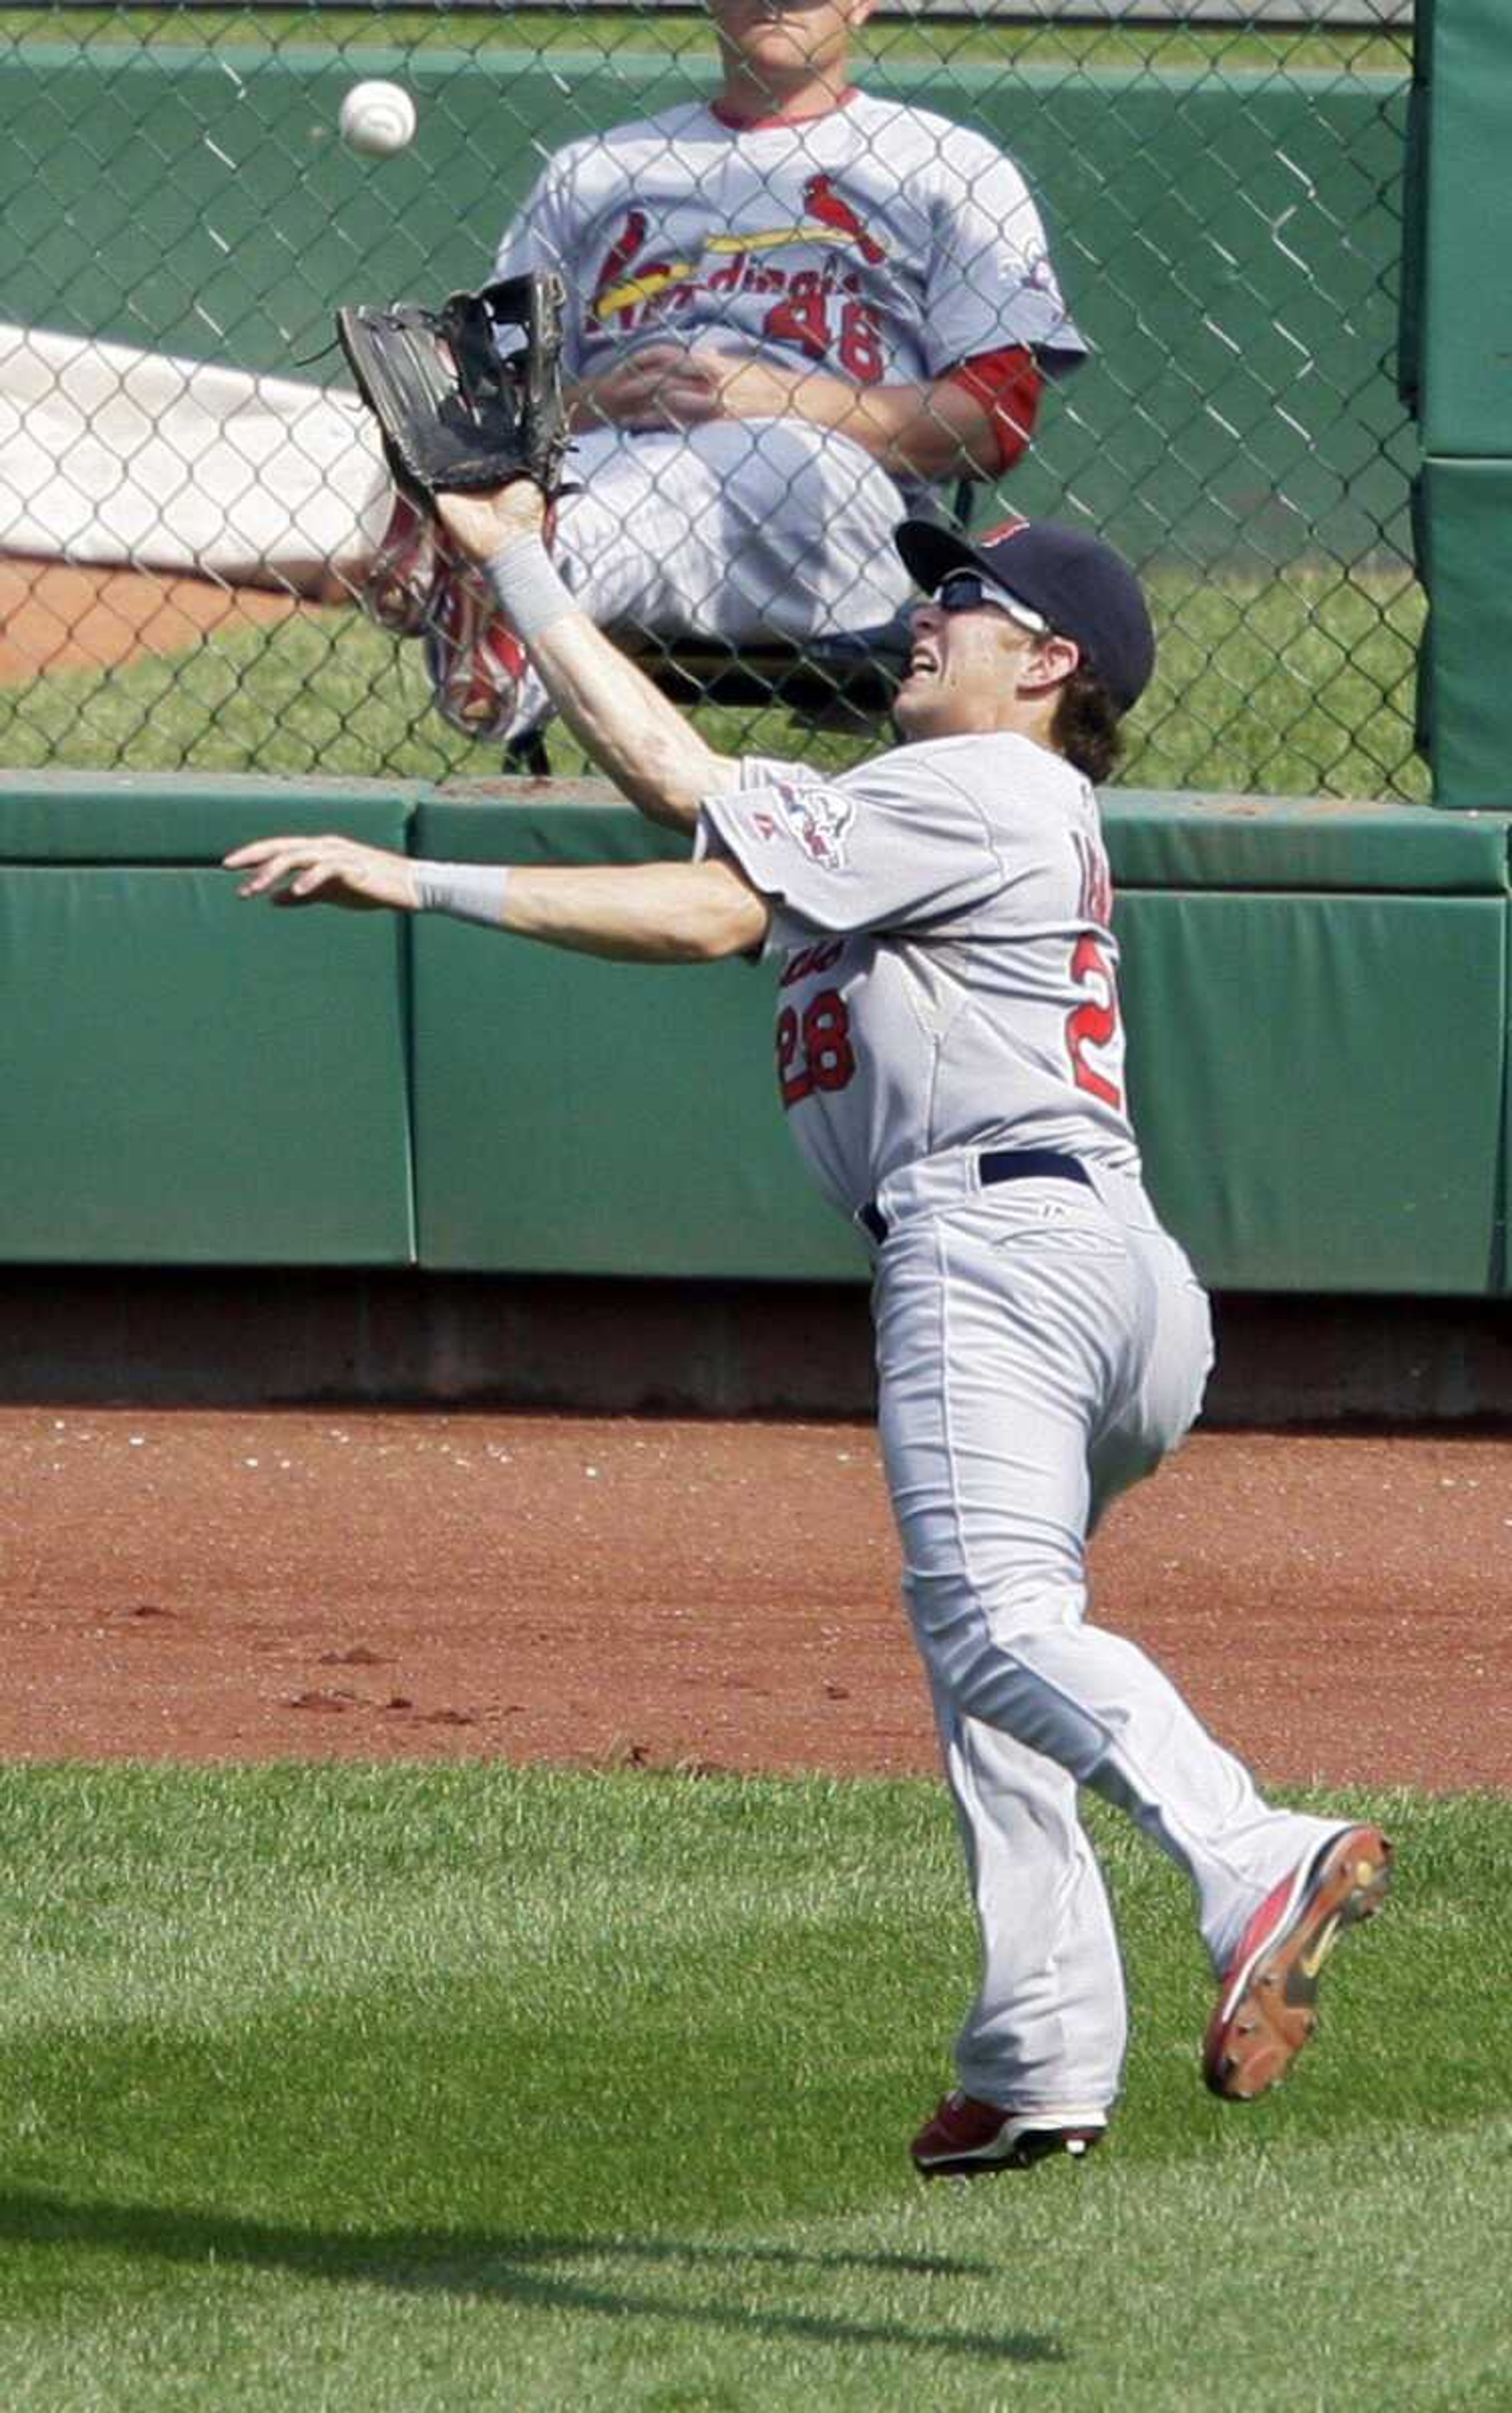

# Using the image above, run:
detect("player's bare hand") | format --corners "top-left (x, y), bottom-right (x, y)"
top-left (224, 834), bottom-right (420, 912)
top-left (571, 346), bottom-right (721, 431)
top-left (434, 480), bottom-right (547, 564)
top-left (569, 346), bottom-right (684, 428)
top-left (687, 353), bottom-right (806, 423)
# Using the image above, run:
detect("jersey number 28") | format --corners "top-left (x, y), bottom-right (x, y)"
top-left (777, 989), bottom-right (856, 1109)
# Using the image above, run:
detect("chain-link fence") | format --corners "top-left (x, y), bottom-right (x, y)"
top-left (0, 3), bottom-right (1421, 796)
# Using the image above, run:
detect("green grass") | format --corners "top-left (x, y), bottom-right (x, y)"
top-left (0, 562), bottom-right (1429, 801)
top-left (0, 1763), bottom-right (1504, 2411)
top-left (0, 606), bottom-right (482, 787)
top-left (1131, 562), bottom-right (1428, 802)
top-left (0, 11), bottom-right (1414, 80)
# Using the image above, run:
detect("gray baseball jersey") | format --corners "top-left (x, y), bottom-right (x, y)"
top-left (699, 732), bottom-right (1141, 1222)
top-left (493, 93), bottom-right (1086, 448)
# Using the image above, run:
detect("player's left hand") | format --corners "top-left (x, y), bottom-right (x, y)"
top-left (224, 833), bottom-right (420, 912)
top-left (435, 480), bottom-right (548, 565)
top-left (689, 353), bottom-right (808, 421)
top-left (632, 350), bottom-right (811, 428)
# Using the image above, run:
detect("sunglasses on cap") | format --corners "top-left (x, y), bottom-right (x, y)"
top-left (931, 569), bottom-right (1052, 636)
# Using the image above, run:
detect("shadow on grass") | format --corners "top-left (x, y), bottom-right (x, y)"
top-left (0, 2189), bottom-right (1065, 2367)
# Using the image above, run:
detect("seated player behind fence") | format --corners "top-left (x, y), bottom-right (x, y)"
top-left (363, 0), bottom-right (1086, 748)
top-left (229, 467), bottom-right (1392, 2176)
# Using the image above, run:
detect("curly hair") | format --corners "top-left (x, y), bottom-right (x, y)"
top-left (1049, 660), bottom-right (1126, 786)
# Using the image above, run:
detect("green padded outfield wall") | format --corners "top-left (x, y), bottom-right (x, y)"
top-left (1411, 0), bottom-right (1511, 459)
top-left (1395, 0), bottom-right (1429, 419)
top-left (1115, 892), bottom-right (1505, 1295)
top-left (0, 48), bottom-right (1410, 570)
top-left (1099, 788), bottom-right (1510, 894)
top-left (409, 791), bottom-right (1510, 1296)
top-left (1413, 461), bottom-right (1512, 813)
top-left (0, 774), bottom-right (417, 1263)
top-left (1406, 0), bottom-right (1512, 809)
top-left (1104, 791), bottom-right (1508, 1292)
top-left (0, 777), bottom-right (1504, 1288)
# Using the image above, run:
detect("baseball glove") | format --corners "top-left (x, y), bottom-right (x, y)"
top-left (336, 269), bottom-right (571, 506)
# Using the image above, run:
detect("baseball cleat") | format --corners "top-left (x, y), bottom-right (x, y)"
top-left (361, 492), bottom-right (439, 636)
top-left (1203, 1823), bottom-right (1393, 2102)
top-left (423, 563), bottom-right (527, 740)
top-left (910, 2091), bottom-right (1107, 2181)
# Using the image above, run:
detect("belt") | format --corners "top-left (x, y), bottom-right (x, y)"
top-left (858, 1148), bottom-right (1091, 1246)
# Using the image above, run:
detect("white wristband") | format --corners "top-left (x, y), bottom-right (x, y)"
top-left (412, 860), bottom-right (512, 928)
top-left (482, 536), bottom-right (576, 643)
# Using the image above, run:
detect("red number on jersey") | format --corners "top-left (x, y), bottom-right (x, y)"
top-left (1065, 934), bottom-right (1123, 1110)
top-left (763, 275), bottom-right (830, 363)
top-left (838, 300), bottom-right (884, 384)
top-left (776, 987), bottom-right (857, 1109)
top-left (776, 1005), bottom-right (810, 1106)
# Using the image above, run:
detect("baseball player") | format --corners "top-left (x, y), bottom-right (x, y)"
top-left (366, 0), bottom-right (1085, 749)
top-left (229, 480), bottom-right (1392, 2174)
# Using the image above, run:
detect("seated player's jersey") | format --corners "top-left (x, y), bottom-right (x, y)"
top-left (493, 92), bottom-right (1086, 431)
top-left (698, 733), bottom-right (1141, 1223)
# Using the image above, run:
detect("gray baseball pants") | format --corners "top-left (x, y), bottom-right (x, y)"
top-left (872, 1154), bottom-right (1340, 2114)
top-left (501, 417), bottom-right (915, 739)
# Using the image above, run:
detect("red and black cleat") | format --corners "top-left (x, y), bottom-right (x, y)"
top-left (361, 492), bottom-right (440, 637)
top-left (910, 2091), bottom-right (1106, 2181)
top-left (422, 563), bottom-right (528, 741)
top-left (1204, 1823), bottom-right (1393, 2102)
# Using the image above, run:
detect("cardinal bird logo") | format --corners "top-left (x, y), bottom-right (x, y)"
top-left (593, 208), bottom-right (650, 303)
top-left (800, 175), bottom-right (888, 266)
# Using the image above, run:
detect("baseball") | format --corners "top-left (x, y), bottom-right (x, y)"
top-left (339, 80), bottom-right (417, 159)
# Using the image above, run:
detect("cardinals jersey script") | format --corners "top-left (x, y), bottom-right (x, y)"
top-left (494, 92), bottom-right (1086, 489)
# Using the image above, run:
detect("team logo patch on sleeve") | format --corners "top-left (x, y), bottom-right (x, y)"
top-left (771, 781), bottom-right (855, 871)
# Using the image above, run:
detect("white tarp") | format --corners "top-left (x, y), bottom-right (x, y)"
top-left (0, 324), bottom-right (389, 593)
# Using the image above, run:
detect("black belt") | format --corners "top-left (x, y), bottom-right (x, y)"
top-left (858, 1149), bottom-right (1091, 1245)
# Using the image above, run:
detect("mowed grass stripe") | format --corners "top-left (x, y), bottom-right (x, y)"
top-left (0, 1765), bottom-right (1504, 2411)
top-left (0, 565), bottom-right (1428, 802)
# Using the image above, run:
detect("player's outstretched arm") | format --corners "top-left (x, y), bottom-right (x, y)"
top-left (225, 835), bottom-right (770, 964)
top-left (436, 486), bottom-right (738, 836)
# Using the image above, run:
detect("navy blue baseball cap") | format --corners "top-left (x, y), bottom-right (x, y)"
top-left (895, 514), bottom-right (1156, 715)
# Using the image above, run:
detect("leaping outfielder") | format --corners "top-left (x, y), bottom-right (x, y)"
top-left (230, 464), bottom-right (1394, 2178)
